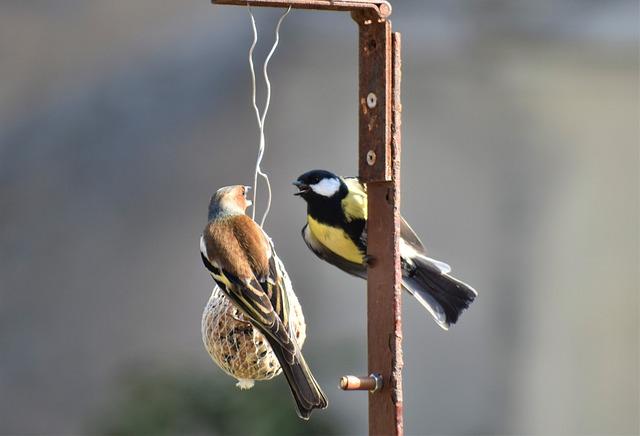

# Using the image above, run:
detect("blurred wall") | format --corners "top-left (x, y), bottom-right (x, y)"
top-left (0, 1), bottom-right (638, 434)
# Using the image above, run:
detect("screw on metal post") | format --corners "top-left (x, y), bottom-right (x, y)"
top-left (339, 373), bottom-right (383, 393)
top-left (367, 92), bottom-right (377, 108)
top-left (366, 150), bottom-right (377, 166)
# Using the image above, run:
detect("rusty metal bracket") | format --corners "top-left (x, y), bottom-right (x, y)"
top-left (363, 30), bottom-right (403, 435)
top-left (352, 10), bottom-right (392, 182)
top-left (212, 0), bottom-right (392, 18)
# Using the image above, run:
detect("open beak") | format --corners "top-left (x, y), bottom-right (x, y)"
top-left (292, 180), bottom-right (310, 196)
top-left (243, 186), bottom-right (252, 207)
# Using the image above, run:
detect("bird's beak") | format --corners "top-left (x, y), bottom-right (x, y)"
top-left (292, 180), bottom-right (309, 196)
top-left (243, 186), bottom-right (252, 207)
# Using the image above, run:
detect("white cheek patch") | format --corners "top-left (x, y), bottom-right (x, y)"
top-left (310, 178), bottom-right (340, 197)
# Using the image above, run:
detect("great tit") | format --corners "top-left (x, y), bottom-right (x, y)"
top-left (293, 170), bottom-right (477, 330)
top-left (200, 185), bottom-right (327, 419)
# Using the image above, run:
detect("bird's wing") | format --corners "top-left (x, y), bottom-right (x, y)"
top-left (345, 176), bottom-right (425, 252)
top-left (398, 217), bottom-right (451, 274)
top-left (400, 217), bottom-right (426, 253)
top-left (301, 223), bottom-right (367, 279)
top-left (345, 176), bottom-right (451, 274)
top-left (201, 218), bottom-right (297, 362)
top-left (261, 232), bottom-right (292, 334)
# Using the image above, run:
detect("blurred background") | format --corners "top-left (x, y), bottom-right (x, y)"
top-left (0, 1), bottom-right (638, 435)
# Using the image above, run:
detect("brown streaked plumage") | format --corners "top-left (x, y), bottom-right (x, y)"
top-left (200, 185), bottom-right (327, 420)
top-left (202, 214), bottom-right (270, 281)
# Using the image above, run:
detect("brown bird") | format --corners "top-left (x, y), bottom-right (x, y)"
top-left (200, 185), bottom-right (327, 419)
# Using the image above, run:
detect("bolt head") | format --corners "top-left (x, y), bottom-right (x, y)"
top-left (366, 92), bottom-right (377, 109)
top-left (379, 3), bottom-right (392, 18)
top-left (366, 150), bottom-right (376, 166)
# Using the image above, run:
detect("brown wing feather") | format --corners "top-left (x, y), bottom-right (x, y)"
top-left (203, 219), bottom-right (252, 279)
top-left (231, 215), bottom-right (270, 281)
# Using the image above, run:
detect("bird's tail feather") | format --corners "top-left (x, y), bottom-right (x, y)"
top-left (403, 256), bottom-right (477, 330)
top-left (268, 339), bottom-right (328, 420)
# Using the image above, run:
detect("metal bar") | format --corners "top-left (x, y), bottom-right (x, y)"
top-left (354, 8), bottom-right (403, 434)
top-left (389, 30), bottom-right (403, 433)
top-left (212, 0), bottom-right (392, 18)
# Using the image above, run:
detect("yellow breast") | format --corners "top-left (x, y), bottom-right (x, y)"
top-left (308, 216), bottom-right (364, 264)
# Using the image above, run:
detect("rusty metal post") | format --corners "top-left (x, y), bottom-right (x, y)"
top-left (353, 9), bottom-right (403, 433)
top-left (211, 1), bottom-right (403, 434)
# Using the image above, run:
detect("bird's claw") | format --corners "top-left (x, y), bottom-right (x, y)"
top-left (364, 254), bottom-right (377, 267)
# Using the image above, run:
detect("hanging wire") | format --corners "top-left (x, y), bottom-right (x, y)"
top-left (247, 5), bottom-right (292, 227)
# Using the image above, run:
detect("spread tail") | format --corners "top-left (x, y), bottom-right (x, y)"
top-left (403, 255), bottom-right (477, 330)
